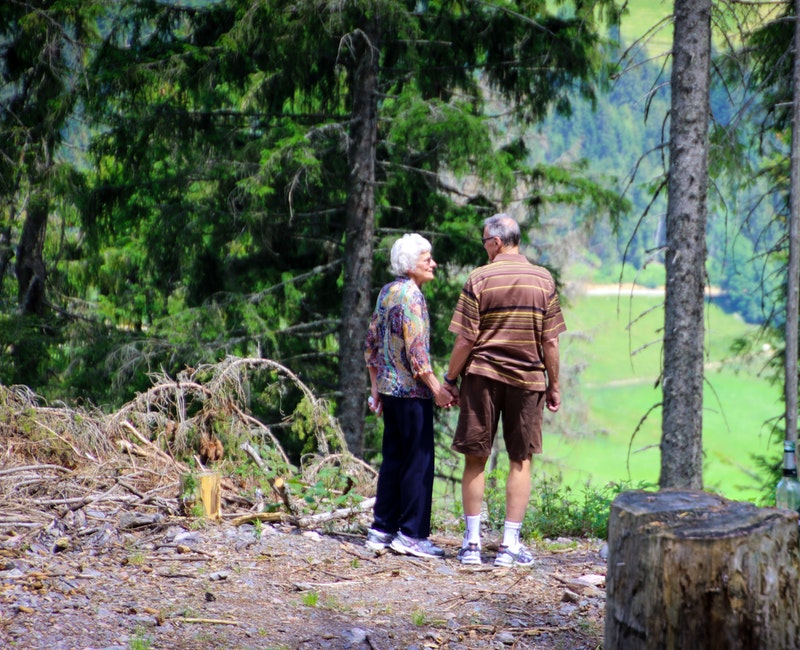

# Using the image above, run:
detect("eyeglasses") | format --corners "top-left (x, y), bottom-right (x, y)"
top-left (481, 236), bottom-right (496, 244)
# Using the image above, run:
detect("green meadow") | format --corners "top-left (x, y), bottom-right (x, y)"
top-left (617, 0), bottom-right (674, 49)
top-left (541, 288), bottom-right (781, 505)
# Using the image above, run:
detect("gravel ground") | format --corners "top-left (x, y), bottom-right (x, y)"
top-left (0, 516), bottom-right (607, 649)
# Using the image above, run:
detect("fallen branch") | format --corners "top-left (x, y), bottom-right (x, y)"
top-left (179, 617), bottom-right (240, 626)
top-left (230, 511), bottom-right (286, 526)
top-left (0, 358), bottom-right (380, 536)
top-left (118, 420), bottom-right (186, 471)
top-left (295, 497), bottom-right (375, 528)
top-left (239, 442), bottom-right (268, 470)
top-left (0, 464), bottom-right (73, 477)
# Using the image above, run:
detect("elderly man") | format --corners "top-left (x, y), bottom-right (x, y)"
top-left (442, 214), bottom-right (566, 567)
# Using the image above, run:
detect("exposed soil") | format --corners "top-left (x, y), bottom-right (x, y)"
top-left (0, 516), bottom-right (607, 650)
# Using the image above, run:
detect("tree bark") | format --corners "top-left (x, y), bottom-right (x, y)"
top-left (338, 23), bottom-right (380, 457)
top-left (785, 0), bottom-right (800, 446)
top-left (606, 489), bottom-right (800, 650)
top-left (16, 196), bottom-right (48, 316)
top-left (0, 219), bottom-right (12, 286)
top-left (660, 0), bottom-right (711, 489)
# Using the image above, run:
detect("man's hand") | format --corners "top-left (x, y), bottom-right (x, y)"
top-left (546, 385), bottom-right (560, 412)
top-left (442, 383), bottom-right (460, 407)
top-left (542, 337), bottom-right (561, 412)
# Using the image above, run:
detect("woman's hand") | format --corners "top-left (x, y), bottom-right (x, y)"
top-left (368, 393), bottom-right (383, 416)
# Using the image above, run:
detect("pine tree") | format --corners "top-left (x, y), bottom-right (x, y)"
top-left (78, 0), bottom-right (625, 455)
top-left (0, 0), bottom-right (103, 384)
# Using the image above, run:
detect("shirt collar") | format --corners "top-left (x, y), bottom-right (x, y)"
top-left (492, 252), bottom-right (526, 263)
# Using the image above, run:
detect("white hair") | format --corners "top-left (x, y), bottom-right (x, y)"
top-left (390, 233), bottom-right (431, 277)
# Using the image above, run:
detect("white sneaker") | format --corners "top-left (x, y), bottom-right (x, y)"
top-left (456, 542), bottom-right (482, 565)
top-left (365, 528), bottom-right (394, 551)
top-left (389, 532), bottom-right (445, 559)
top-left (494, 544), bottom-right (534, 567)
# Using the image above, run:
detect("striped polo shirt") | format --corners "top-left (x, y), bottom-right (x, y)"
top-left (448, 252), bottom-right (567, 391)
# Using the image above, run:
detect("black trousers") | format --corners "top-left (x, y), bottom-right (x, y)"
top-left (371, 395), bottom-right (435, 539)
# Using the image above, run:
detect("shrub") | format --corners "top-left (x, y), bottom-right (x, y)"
top-left (481, 469), bottom-right (654, 540)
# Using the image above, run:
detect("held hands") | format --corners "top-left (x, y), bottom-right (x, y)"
top-left (435, 383), bottom-right (459, 409)
top-left (369, 373), bottom-right (458, 412)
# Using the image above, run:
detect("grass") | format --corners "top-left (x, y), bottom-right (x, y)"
top-left (411, 609), bottom-right (428, 627)
top-left (126, 550), bottom-right (146, 566)
top-left (617, 0), bottom-right (674, 52)
top-left (129, 629), bottom-right (153, 650)
top-left (547, 0), bottom-right (673, 53)
top-left (302, 591), bottom-right (319, 607)
top-left (550, 290), bottom-right (780, 504)
top-left (430, 288), bottom-right (780, 541)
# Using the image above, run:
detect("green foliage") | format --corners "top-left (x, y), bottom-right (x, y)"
top-left (289, 396), bottom-right (347, 457)
top-left (527, 476), bottom-right (649, 540)
top-left (301, 591), bottom-right (319, 607)
top-left (180, 472), bottom-right (198, 497)
top-left (128, 628), bottom-right (154, 650)
top-left (481, 469), bottom-right (640, 540)
top-left (0, 0), bottom-right (618, 422)
top-left (0, 315), bottom-right (54, 388)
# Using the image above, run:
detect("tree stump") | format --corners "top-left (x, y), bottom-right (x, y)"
top-left (180, 471), bottom-right (221, 520)
top-left (197, 471), bottom-right (221, 519)
top-left (605, 489), bottom-right (800, 650)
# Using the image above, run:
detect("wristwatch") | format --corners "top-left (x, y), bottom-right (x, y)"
top-left (443, 374), bottom-right (458, 386)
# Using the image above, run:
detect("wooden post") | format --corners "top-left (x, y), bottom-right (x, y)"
top-left (605, 489), bottom-right (800, 650)
top-left (180, 471), bottom-right (221, 520)
top-left (198, 471), bottom-right (221, 520)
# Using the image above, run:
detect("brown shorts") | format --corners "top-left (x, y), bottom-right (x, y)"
top-left (451, 374), bottom-right (545, 461)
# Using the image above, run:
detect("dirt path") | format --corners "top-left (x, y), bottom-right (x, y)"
top-left (1, 517), bottom-right (607, 649)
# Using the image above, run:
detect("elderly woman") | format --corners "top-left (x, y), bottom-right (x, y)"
top-left (363, 233), bottom-right (453, 559)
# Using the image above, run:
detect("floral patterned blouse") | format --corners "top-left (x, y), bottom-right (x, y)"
top-left (364, 277), bottom-right (433, 399)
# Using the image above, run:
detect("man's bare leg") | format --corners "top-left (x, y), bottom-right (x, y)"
top-left (462, 454), bottom-right (488, 516)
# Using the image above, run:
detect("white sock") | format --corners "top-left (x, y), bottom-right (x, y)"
top-left (464, 514), bottom-right (481, 547)
top-left (502, 520), bottom-right (522, 550)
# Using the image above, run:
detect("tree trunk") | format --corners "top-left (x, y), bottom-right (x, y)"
top-left (605, 489), bottom-right (800, 650)
top-left (660, 0), bottom-right (711, 489)
top-left (16, 196), bottom-right (48, 316)
top-left (0, 208), bottom-right (13, 285)
top-left (785, 0), bottom-right (800, 446)
top-left (338, 23), bottom-right (380, 457)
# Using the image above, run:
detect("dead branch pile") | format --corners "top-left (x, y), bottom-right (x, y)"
top-left (0, 356), bottom-right (377, 541)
